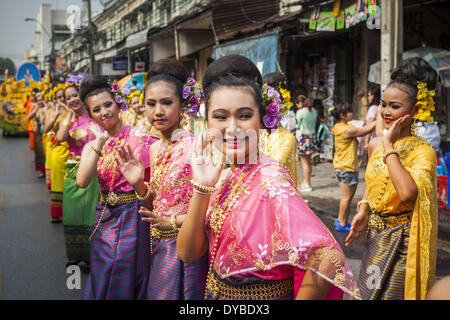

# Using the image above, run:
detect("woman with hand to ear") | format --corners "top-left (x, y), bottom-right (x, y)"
top-left (345, 57), bottom-right (438, 300)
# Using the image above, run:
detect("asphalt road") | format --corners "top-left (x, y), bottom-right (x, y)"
top-left (0, 134), bottom-right (87, 300)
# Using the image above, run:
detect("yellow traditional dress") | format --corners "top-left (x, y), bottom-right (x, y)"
top-left (360, 136), bottom-right (437, 300)
top-left (49, 110), bottom-right (69, 219)
top-left (261, 126), bottom-right (298, 187)
top-left (120, 109), bottom-right (137, 127)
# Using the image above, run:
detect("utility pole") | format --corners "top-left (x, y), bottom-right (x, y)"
top-left (380, 0), bottom-right (403, 90)
top-left (86, 0), bottom-right (96, 75)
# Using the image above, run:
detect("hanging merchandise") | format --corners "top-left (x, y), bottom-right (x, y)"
top-left (309, 5), bottom-right (321, 30)
top-left (332, 0), bottom-right (341, 17)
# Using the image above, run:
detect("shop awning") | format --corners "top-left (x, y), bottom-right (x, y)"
top-left (125, 28), bottom-right (150, 49)
top-left (369, 47), bottom-right (450, 87)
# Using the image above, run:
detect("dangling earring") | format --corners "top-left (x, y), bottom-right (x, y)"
top-left (411, 116), bottom-right (417, 136)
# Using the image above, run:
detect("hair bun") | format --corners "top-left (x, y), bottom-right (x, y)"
top-left (79, 75), bottom-right (109, 103)
top-left (390, 57), bottom-right (437, 90)
top-left (263, 72), bottom-right (287, 89)
top-left (202, 54), bottom-right (263, 90)
top-left (147, 59), bottom-right (188, 84)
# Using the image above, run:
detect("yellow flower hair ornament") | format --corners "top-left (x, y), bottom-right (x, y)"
top-left (415, 81), bottom-right (435, 123)
top-left (127, 90), bottom-right (141, 104)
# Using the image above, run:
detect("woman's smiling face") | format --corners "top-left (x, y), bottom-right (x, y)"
top-left (380, 85), bottom-right (416, 130)
top-left (207, 86), bottom-right (262, 164)
top-left (65, 86), bottom-right (83, 114)
top-left (87, 91), bottom-right (121, 131)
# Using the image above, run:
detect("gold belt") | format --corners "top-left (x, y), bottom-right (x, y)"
top-left (206, 273), bottom-right (294, 300)
top-left (368, 210), bottom-right (413, 234)
top-left (151, 227), bottom-right (178, 239)
top-left (99, 191), bottom-right (137, 207)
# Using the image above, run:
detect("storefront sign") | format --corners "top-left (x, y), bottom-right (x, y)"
top-left (309, 0), bottom-right (378, 31)
top-left (112, 57), bottom-right (128, 71)
top-left (135, 62), bottom-right (145, 72)
top-left (100, 63), bottom-right (127, 76)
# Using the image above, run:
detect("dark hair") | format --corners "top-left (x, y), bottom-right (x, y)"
top-left (145, 59), bottom-right (189, 100)
top-left (367, 83), bottom-right (380, 106)
top-left (202, 54), bottom-right (264, 122)
top-left (64, 83), bottom-right (79, 97)
top-left (79, 75), bottom-right (113, 115)
top-left (263, 72), bottom-right (288, 90)
top-left (387, 57), bottom-right (437, 106)
top-left (331, 103), bottom-right (352, 120)
top-left (296, 94), bottom-right (312, 111)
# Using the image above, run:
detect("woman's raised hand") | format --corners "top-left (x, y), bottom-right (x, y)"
top-left (88, 123), bottom-right (109, 143)
top-left (116, 144), bottom-right (145, 188)
top-left (190, 132), bottom-right (223, 187)
top-left (382, 115), bottom-right (411, 149)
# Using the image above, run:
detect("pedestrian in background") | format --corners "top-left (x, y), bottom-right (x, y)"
top-left (295, 95), bottom-right (317, 192)
top-left (358, 83), bottom-right (380, 166)
top-left (331, 103), bottom-right (375, 232)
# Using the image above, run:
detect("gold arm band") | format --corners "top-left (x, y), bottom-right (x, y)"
top-left (90, 145), bottom-right (102, 157)
top-left (357, 200), bottom-right (370, 212)
top-left (190, 179), bottom-right (216, 193)
top-left (383, 149), bottom-right (400, 164)
top-left (135, 182), bottom-right (152, 201)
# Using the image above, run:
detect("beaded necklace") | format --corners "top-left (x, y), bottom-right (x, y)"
top-left (149, 140), bottom-right (174, 255)
top-left (89, 128), bottom-right (127, 241)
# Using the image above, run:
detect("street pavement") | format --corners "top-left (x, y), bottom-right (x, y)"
top-left (0, 134), bottom-right (448, 299)
top-left (0, 134), bottom-right (87, 300)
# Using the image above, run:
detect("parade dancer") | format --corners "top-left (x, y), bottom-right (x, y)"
top-left (177, 55), bottom-right (360, 300)
top-left (346, 57), bottom-right (438, 300)
top-left (118, 59), bottom-right (208, 299)
top-left (260, 72), bottom-right (299, 187)
top-left (43, 84), bottom-right (70, 223)
top-left (52, 75), bottom-right (100, 269)
top-left (27, 92), bottom-right (46, 178)
top-left (77, 76), bottom-right (158, 299)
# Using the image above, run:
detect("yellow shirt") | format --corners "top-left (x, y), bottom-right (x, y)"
top-left (261, 126), bottom-right (298, 187)
top-left (366, 136), bottom-right (437, 300)
top-left (332, 122), bottom-right (358, 172)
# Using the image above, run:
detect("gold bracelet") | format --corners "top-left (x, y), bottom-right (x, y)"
top-left (170, 214), bottom-right (178, 232)
top-left (383, 149), bottom-right (400, 164)
top-left (135, 182), bottom-right (152, 201)
top-left (357, 200), bottom-right (369, 212)
top-left (62, 119), bottom-right (71, 127)
top-left (90, 145), bottom-right (102, 157)
top-left (190, 179), bottom-right (216, 193)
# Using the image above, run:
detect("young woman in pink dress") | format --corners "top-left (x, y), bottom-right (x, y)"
top-left (177, 55), bottom-right (361, 300)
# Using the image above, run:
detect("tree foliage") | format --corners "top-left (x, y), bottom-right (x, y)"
top-left (0, 58), bottom-right (17, 75)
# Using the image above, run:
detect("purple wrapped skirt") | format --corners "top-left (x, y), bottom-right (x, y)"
top-left (83, 200), bottom-right (150, 300)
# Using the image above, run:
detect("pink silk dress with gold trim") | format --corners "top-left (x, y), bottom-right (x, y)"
top-left (83, 125), bottom-right (159, 300)
top-left (147, 129), bottom-right (208, 299)
top-left (205, 155), bottom-right (361, 300)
